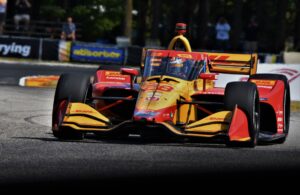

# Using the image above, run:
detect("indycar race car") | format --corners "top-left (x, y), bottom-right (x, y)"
top-left (52, 23), bottom-right (290, 147)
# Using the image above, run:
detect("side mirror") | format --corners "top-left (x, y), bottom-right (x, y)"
top-left (199, 73), bottom-right (218, 80)
top-left (121, 68), bottom-right (139, 76)
top-left (198, 73), bottom-right (218, 91)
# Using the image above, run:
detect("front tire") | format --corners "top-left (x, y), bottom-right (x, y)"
top-left (52, 73), bottom-right (91, 140)
top-left (224, 82), bottom-right (260, 147)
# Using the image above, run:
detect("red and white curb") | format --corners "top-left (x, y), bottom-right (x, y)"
top-left (19, 75), bottom-right (60, 88)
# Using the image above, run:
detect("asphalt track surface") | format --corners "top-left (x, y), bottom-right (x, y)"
top-left (0, 62), bottom-right (300, 192)
top-left (0, 62), bottom-right (97, 86)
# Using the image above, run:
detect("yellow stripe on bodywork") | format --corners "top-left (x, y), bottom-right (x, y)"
top-left (185, 111), bottom-right (232, 134)
top-left (62, 103), bottom-right (110, 131)
top-left (158, 122), bottom-right (225, 138)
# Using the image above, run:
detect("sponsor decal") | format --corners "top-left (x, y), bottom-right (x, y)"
top-left (74, 110), bottom-right (94, 114)
top-left (257, 85), bottom-right (273, 89)
top-left (145, 92), bottom-right (161, 101)
top-left (158, 85), bottom-right (174, 92)
top-left (98, 71), bottom-right (130, 83)
top-left (104, 71), bottom-right (127, 81)
top-left (209, 117), bottom-right (226, 121)
top-left (71, 44), bottom-right (125, 64)
top-left (105, 72), bottom-right (121, 76)
top-left (142, 83), bottom-right (174, 92)
top-left (251, 80), bottom-right (276, 86)
top-left (141, 83), bottom-right (157, 91)
top-left (199, 91), bottom-right (224, 95)
top-left (177, 54), bottom-right (192, 59)
top-left (0, 42), bottom-right (31, 57)
top-left (105, 76), bottom-right (126, 81)
top-left (73, 49), bottom-right (121, 58)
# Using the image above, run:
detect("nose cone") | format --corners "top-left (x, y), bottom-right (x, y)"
top-left (133, 81), bottom-right (181, 123)
top-left (133, 106), bottom-right (176, 123)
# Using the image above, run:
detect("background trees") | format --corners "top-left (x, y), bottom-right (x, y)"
top-left (6, 0), bottom-right (300, 53)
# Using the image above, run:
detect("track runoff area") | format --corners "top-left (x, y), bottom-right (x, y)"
top-left (13, 59), bottom-right (300, 112)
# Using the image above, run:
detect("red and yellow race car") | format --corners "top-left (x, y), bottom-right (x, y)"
top-left (52, 24), bottom-right (290, 147)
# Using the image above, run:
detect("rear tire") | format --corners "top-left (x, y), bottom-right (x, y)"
top-left (249, 74), bottom-right (290, 143)
top-left (224, 82), bottom-right (260, 147)
top-left (52, 73), bottom-right (91, 140)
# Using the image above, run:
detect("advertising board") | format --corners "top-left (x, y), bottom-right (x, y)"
top-left (215, 64), bottom-right (300, 101)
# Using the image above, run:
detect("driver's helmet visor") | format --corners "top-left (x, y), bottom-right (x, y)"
top-left (169, 57), bottom-right (184, 74)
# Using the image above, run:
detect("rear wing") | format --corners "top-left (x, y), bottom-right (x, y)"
top-left (206, 53), bottom-right (258, 75)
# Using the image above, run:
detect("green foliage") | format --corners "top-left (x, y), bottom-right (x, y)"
top-left (40, 0), bottom-right (56, 6)
top-left (70, 0), bottom-right (123, 41)
top-left (71, 5), bottom-right (92, 18)
top-left (33, 0), bottom-right (300, 51)
top-left (40, 5), bottom-right (66, 20)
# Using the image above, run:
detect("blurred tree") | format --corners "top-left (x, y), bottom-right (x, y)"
top-left (136, 0), bottom-right (148, 46)
top-left (70, 0), bottom-right (123, 42)
top-left (184, 0), bottom-right (198, 47)
top-left (13, 0), bottom-right (300, 53)
top-left (124, 0), bottom-right (133, 39)
top-left (40, 5), bottom-right (66, 21)
top-left (196, 0), bottom-right (210, 49)
top-left (257, 0), bottom-right (273, 52)
top-left (231, 0), bottom-right (243, 51)
top-left (275, 0), bottom-right (288, 52)
top-left (150, 0), bottom-right (161, 43)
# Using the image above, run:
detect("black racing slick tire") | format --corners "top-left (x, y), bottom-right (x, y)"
top-left (224, 82), bottom-right (260, 148)
top-left (249, 74), bottom-right (290, 143)
top-left (52, 73), bottom-right (91, 140)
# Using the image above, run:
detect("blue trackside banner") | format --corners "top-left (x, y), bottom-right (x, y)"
top-left (71, 43), bottom-right (125, 64)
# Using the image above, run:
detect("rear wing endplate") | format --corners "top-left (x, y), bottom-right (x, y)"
top-left (206, 53), bottom-right (258, 75)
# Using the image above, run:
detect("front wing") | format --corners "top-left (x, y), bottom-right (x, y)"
top-left (57, 102), bottom-right (251, 142)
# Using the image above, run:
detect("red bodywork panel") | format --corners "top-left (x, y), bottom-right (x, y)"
top-left (228, 106), bottom-right (250, 141)
top-left (92, 70), bottom-right (138, 112)
top-left (251, 79), bottom-right (285, 134)
top-left (93, 70), bottom-right (133, 97)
